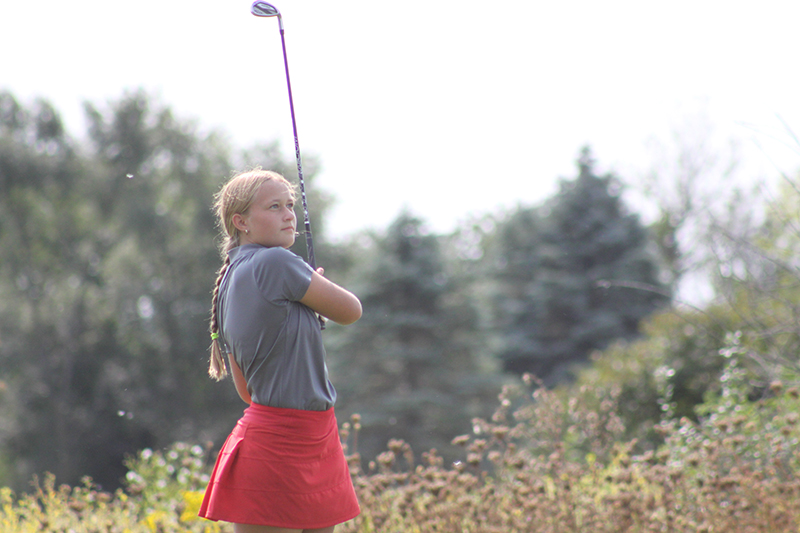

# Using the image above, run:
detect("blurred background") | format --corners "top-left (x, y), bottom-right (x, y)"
top-left (1, 0), bottom-right (799, 491)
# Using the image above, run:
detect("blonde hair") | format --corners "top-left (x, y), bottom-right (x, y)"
top-left (208, 168), bottom-right (295, 380)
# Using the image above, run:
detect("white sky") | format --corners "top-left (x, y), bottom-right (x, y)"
top-left (2, 1), bottom-right (799, 238)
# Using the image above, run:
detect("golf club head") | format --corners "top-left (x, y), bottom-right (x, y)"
top-left (251, 1), bottom-right (280, 17)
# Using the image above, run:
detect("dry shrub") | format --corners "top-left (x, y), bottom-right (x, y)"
top-left (3, 365), bottom-right (800, 532)
top-left (338, 371), bottom-right (800, 533)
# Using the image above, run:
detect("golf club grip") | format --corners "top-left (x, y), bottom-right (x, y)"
top-left (304, 224), bottom-right (316, 269)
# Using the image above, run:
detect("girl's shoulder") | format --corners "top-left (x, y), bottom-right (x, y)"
top-left (250, 246), bottom-right (304, 266)
top-left (247, 246), bottom-right (313, 299)
top-left (247, 246), bottom-right (312, 280)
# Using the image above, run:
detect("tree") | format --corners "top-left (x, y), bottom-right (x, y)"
top-left (327, 212), bottom-right (502, 464)
top-left (0, 90), bottom-right (327, 490)
top-left (638, 114), bottom-right (747, 303)
top-left (565, 171), bottom-right (800, 447)
top-left (489, 147), bottom-right (670, 384)
top-left (0, 91), bottom-right (132, 488)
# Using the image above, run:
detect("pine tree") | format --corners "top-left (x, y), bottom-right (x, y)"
top-left (328, 212), bottom-right (501, 464)
top-left (490, 147), bottom-right (670, 383)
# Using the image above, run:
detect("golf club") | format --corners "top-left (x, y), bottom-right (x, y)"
top-left (251, 1), bottom-right (317, 270)
top-left (252, 1), bottom-right (326, 330)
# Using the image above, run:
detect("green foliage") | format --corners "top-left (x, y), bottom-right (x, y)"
top-left (329, 212), bottom-right (504, 466)
top-left (669, 358), bottom-right (800, 482)
top-left (0, 476), bottom-right (143, 533)
top-left (707, 176), bottom-right (800, 383)
top-left (567, 305), bottom-right (743, 448)
top-left (0, 442), bottom-right (227, 532)
top-left (122, 442), bottom-right (224, 532)
top-left (0, 90), bottom-right (132, 488)
top-left (0, 90), bottom-right (317, 491)
top-left (577, 170), bottom-right (800, 445)
top-left (487, 147), bottom-right (670, 382)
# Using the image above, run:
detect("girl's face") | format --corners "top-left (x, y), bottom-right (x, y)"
top-left (234, 179), bottom-right (297, 249)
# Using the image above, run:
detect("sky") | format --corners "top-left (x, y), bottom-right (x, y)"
top-left (2, 1), bottom-right (799, 239)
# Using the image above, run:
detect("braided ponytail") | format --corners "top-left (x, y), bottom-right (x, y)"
top-left (208, 255), bottom-right (231, 380)
top-left (207, 168), bottom-right (295, 381)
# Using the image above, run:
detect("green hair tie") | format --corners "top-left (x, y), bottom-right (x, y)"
top-left (210, 332), bottom-right (220, 340)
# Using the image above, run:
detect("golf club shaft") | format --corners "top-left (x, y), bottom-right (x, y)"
top-left (278, 26), bottom-right (316, 270)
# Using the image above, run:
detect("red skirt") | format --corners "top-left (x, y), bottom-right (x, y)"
top-left (198, 403), bottom-right (360, 528)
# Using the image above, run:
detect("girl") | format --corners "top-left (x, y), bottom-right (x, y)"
top-left (199, 169), bottom-right (362, 533)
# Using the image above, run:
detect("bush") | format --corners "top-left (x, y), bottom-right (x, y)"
top-left (2, 369), bottom-right (800, 532)
top-left (0, 442), bottom-right (227, 532)
top-left (337, 371), bottom-right (800, 532)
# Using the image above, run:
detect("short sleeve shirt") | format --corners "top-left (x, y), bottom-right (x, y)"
top-left (217, 245), bottom-right (336, 411)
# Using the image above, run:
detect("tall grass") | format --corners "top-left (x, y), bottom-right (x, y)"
top-left (2, 366), bottom-right (799, 532)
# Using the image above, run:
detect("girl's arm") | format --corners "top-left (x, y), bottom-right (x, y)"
top-left (300, 269), bottom-right (362, 325)
top-left (227, 353), bottom-right (252, 405)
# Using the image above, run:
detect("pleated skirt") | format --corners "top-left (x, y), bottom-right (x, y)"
top-left (198, 403), bottom-right (360, 528)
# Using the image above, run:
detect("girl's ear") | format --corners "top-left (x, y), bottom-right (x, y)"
top-left (232, 213), bottom-right (247, 233)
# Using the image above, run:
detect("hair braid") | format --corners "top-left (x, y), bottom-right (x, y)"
top-left (208, 255), bottom-right (231, 380)
top-left (207, 168), bottom-right (295, 381)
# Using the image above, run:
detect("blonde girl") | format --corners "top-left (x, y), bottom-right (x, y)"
top-left (199, 169), bottom-right (362, 533)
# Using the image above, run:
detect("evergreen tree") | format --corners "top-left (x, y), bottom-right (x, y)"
top-left (328, 212), bottom-right (501, 464)
top-left (490, 147), bottom-right (670, 383)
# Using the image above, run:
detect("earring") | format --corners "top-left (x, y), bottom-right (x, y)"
top-left (245, 229), bottom-right (249, 235)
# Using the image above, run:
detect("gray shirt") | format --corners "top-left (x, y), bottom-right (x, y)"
top-left (218, 245), bottom-right (336, 411)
